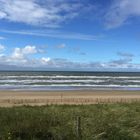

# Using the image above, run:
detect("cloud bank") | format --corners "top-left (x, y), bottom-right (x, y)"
top-left (0, 45), bottom-right (139, 71)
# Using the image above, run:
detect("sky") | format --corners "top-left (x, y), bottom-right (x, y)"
top-left (0, 0), bottom-right (140, 71)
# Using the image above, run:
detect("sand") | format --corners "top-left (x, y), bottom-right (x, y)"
top-left (0, 90), bottom-right (140, 107)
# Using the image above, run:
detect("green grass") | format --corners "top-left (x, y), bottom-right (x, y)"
top-left (0, 103), bottom-right (140, 140)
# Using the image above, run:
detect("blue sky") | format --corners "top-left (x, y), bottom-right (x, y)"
top-left (0, 0), bottom-right (140, 71)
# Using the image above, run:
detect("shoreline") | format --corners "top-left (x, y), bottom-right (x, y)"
top-left (1, 87), bottom-right (140, 91)
top-left (0, 90), bottom-right (140, 107)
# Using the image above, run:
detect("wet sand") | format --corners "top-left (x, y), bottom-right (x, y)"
top-left (0, 90), bottom-right (140, 107)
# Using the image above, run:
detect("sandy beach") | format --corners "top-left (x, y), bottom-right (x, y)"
top-left (0, 90), bottom-right (139, 107)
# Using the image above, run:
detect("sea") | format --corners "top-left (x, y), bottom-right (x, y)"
top-left (0, 71), bottom-right (140, 91)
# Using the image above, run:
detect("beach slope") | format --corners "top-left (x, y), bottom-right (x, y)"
top-left (0, 90), bottom-right (140, 106)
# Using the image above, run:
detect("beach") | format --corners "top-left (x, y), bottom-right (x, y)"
top-left (0, 71), bottom-right (140, 106)
top-left (0, 90), bottom-right (140, 107)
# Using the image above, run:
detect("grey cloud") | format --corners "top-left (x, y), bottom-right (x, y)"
top-left (0, 57), bottom-right (140, 71)
top-left (105, 52), bottom-right (135, 68)
top-left (110, 58), bottom-right (131, 65)
top-left (108, 52), bottom-right (134, 68)
top-left (117, 52), bottom-right (134, 58)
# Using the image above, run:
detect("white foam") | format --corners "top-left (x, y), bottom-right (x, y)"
top-left (1, 75), bottom-right (140, 79)
top-left (0, 79), bottom-right (105, 83)
top-left (0, 84), bottom-right (140, 88)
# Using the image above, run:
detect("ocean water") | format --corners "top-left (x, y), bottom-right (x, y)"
top-left (0, 71), bottom-right (140, 90)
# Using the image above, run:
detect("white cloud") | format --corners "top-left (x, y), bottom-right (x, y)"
top-left (36, 57), bottom-right (140, 70)
top-left (105, 0), bottom-right (140, 28)
top-left (0, 44), bottom-right (5, 52)
top-left (7, 45), bottom-right (38, 65)
top-left (22, 45), bottom-right (37, 54)
top-left (11, 45), bottom-right (37, 59)
top-left (1, 29), bottom-right (99, 41)
top-left (0, 11), bottom-right (6, 18)
top-left (11, 48), bottom-right (24, 60)
top-left (41, 57), bottom-right (51, 65)
top-left (0, 0), bottom-right (89, 27)
top-left (0, 45), bottom-right (139, 70)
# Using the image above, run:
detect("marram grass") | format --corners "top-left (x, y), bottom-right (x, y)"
top-left (0, 103), bottom-right (140, 140)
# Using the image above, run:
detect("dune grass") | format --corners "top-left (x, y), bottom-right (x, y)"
top-left (0, 103), bottom-right (140, 140)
